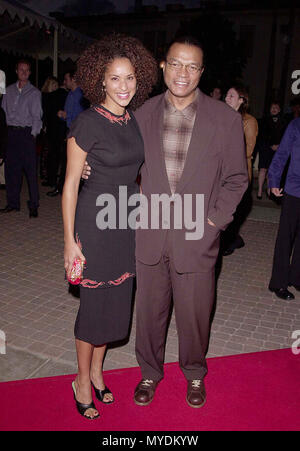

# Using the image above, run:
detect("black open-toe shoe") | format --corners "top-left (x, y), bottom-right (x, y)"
top-left (72, 381), bottom-right (100, 420)
top-left (92, 382), bottom-right (114, 404)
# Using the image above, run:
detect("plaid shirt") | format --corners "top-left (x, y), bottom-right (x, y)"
top-left (163, 89), bottom-right (199, 193)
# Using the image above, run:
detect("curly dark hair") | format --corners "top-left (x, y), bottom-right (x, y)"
top-left (75, 34), bottom-right (158, 110)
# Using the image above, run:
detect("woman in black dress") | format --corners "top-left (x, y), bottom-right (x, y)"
top-left (257, 102), bottom-right (287, 199)
top-left (62, 35), bottom-right (157, 419)
top-left (40, 77), bottom-right (59, 181)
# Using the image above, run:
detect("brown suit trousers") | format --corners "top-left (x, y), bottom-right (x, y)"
top-left (135, 229), bottom-right (216, 381)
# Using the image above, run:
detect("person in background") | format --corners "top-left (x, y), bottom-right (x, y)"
top-left (285, 97), bottom-right (300, 124)
top-left (40, 76), bottom-right (59, 183)
top-left (0, 70), bottom-right (7, 190)
top-left (0, 59), bottom-right (42, 217)
top-left (225, 85), bottom-right (258, 182)
top-left (47, 71), bottom-right (87, 197)
top-left (42, 76), bottom-right (59, 97)
top-left (57, 70), bottom-right (85, 127)
top-left (257, 102), bottom-right (287, 200)
top-left (210, 86), bottom-right (222, 100)
top-left (222, 84), bottom-right (258, 256)
top-left (268, 118), bottom-right (300, 300)
top-left (41, 76), bottom-right (68, 189)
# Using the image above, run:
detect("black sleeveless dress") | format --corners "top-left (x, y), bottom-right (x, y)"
top-left (68, 105), bottom-right (144, 345)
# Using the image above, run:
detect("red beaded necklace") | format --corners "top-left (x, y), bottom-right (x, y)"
top-left (94, 105), bottom-right (131, 125)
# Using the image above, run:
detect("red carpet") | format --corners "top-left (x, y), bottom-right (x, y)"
top-left (0, 348), bottom-right (299, 431)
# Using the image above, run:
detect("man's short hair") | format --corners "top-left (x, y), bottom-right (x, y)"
top-left (16, 59), bottom-right (31, 71)
top-left (165, 35), bottom-right (206, 67)
top-left (65, 69), bottom-right (76, 80)
top-left (270, 100), bottom-right (280, 107)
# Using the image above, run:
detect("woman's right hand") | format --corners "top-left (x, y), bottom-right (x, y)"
top-left (64, 240), bottom-right (86, 278)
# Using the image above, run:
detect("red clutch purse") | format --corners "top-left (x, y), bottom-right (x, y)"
top-left (67, 258), bottom-right (85, 285)
top-left (66, 234), bottom-right (85, 285)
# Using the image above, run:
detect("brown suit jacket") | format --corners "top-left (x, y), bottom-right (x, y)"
top-left (134, 90), bottom-right (248, 273)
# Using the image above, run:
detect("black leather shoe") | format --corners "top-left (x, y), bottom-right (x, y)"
top-left (222, 236), bottom-right (245, 256)
top-left (47, 188), bottom-right (60, 197)
top-left (269, 287), bottom-right (295, 300)
top-left (0, 205), bottom-right (20, 213)
top-left (29, 208), bottom-right (38, 218)
top-left (222, 248), bottom-right (234, 256)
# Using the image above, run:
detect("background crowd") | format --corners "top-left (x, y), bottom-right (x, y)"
top-left (0, 55), bottom-right (299, 298)
top-left (0, 60), bottom-right (299, 218)
top-left (0, 63), bottom-right (88, 216)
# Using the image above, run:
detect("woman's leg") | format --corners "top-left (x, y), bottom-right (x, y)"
top-left (266, 172), bottom-right (271, 197)
top-left (90, 344), bottom-right (113, 402)
top-left (257, 168), bottom-right (267, 197)
top-left (74, 338), bottom-right (99, 418)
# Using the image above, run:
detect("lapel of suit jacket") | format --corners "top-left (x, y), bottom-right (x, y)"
top-left (176, 91), bottom-right (216, 195)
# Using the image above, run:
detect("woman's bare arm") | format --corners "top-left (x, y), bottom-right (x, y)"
top-left (62, 137), bottom-right (87, 274)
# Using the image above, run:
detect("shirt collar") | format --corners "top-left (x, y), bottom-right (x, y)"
top-left (70, 87), bottom-right (82, 95)
top-left (16, 81), bottom-right (31, 92)
top-left (164, 88), bottom-right (199, 120)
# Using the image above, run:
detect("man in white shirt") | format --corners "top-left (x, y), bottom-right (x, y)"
top-left (0, 60), bottom-right (42, 217)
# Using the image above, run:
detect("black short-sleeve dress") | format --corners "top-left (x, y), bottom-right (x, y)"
top-left (68, 105), bottom-right (144, 345)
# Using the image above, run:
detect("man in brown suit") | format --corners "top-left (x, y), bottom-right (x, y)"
top-left (82, 36), bottom-right (248, 408)
top-left (133, 36), bottom-right (248, 408)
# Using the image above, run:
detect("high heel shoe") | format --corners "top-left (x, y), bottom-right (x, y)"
top-left (72, 381), bottom-right (100, 419)
top-left (257, 194), bottom-right (262, 200)
top-left (91, 381), bottom-right (114, 404)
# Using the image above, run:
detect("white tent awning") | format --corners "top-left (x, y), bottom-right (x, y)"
top-left (0, 0), bottom-right (94, 61)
